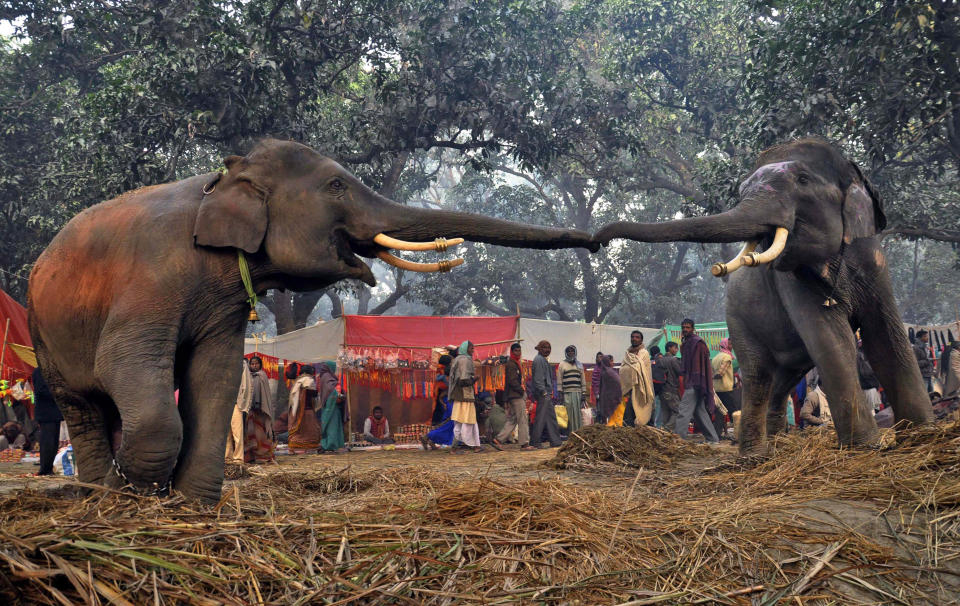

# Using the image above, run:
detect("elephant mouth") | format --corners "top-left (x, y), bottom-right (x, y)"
top-left (710, 227), bottom-right (789, 277)
top-left (332, 228), bottom-right (378, 286)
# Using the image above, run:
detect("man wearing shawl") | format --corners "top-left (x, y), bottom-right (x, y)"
top-left (619, 331), bottom-right (655, 427)
top-left (226, 358), bottom-right (253, 464)
top-left (556, 345), bottom-right (586, 435)
top-left (598, 355), bottom-right (622, 425)
top-left (674, 319), bottom-right (720, 443)
top-left (316, 362), bottom-right (346, 452)
top-left (243, 356), bottom-right (275, 462)
top-left (530, 340), bottom-right (562, 448)
top-left (449, 341), bottom-right (483, 452)
top-left (712, 338), bottom-right (737, 439)
top-left (493, 342), bottom-right (533, 450)
top-left (288, 365), bottom-right (321, 452)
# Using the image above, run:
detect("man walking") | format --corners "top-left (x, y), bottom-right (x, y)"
top-left (530, 340), bottom-right (562, 449)
top-left (914, 330), bottom-right (935, 393)
top-left (658, 342), bottom-right (682, 431)
top-left (32, 367), bottom-right (63, 476)
top-left (674, 319), bottom-right (719, 443)
top-left (494, 343), bottom-right (533, 449)
top-left (620, 330), bottom-right (654, 427)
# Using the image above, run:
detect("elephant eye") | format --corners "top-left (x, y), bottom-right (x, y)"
top-left (328, 178), bottom-right (346, 192)
top-left (797, 174), bottom-right (810, 185)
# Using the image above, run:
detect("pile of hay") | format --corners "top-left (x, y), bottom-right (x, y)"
top-left (1, 422), bottom-right (960, 604)
top-left (548, 424), bottom-right (704, 470)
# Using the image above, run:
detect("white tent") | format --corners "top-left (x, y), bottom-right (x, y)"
top-left (244, 317), bottom-right (344, 362)
top-left (517, 318), bottom-right (660, 364)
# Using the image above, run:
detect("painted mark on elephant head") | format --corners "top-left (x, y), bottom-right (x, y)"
top-left (739, 161), bottom-right (797, 197)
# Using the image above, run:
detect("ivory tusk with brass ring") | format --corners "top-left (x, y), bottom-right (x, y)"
top-left (373, 234), bottom-right (465, 252)
top-left (711, 241), bottom-right (759, 277)
top-left (376, 252), bottom-right (465, 273)
top-left (741, 227), bottom-right (789, 267)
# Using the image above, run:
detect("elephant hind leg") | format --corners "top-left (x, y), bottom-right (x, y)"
top-left (766, 367), bottom-right (807, 437)
top-left (41, 365), bottom-right (116, 485)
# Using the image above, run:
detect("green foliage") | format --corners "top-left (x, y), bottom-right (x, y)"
top-left (1, 0), bottom-right (957, 328)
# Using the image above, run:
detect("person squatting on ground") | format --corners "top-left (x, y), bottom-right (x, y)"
top-left (530, 340), bottom-right (562, 449)
top-left (557, 345), bottom-right (587, 435)
top-left (800, 373), bottom-right (832, 426)
top-left (674, 319), bottom-right (720, 444)
top-left (620, 330), bottom-right (654, 427)
top-left (493, 342), bottom-right (533, 450)
top-left (449, 341), bottom-right (483, 452)
top-left (363, 406), bottom-right (394, 445)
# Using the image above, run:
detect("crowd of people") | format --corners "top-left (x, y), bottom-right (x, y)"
top-left (421, 319), bottom-right (742, 452)
top-left (222, 318), bottom-right (960, 462)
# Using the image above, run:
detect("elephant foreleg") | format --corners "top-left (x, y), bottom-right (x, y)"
top-left (782, 286), bottom-right (878, 447)
top-left (856, 257), bottom-right (933, 427)
top-left (172, 333), bottom-right (245, 503)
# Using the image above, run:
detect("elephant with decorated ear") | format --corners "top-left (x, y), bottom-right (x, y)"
top-left (28, 138), bottom-right (599, 502)
top-left (596, 138), bottom-right (932, 457)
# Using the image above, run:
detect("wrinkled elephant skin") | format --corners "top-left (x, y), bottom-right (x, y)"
top-left (28, 138), bottom-right (597, 502)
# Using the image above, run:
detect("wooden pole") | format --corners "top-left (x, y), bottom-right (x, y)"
top-left (0, 318), bottom-right (10, 381)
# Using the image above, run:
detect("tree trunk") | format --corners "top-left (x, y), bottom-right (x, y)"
top-left (575, 248), bottom-right (600, 322)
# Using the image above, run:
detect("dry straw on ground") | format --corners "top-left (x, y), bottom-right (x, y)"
top-left (2, 422), bottom-right (960, 604)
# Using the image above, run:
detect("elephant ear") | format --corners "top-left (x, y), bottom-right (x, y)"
top-left (842, 162), bottom-right (887, 244)
top-left (193, 156), bottom-right (268, 254)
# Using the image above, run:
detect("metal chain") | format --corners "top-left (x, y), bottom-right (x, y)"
top-left (111, 458), bottom-right (172, 497)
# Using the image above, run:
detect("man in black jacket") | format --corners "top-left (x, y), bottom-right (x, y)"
top-left (32, 367), bottom-right (63, 475)
top-left (493, 343), bottom-right (533, 450)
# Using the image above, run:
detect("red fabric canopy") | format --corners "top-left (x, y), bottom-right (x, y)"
top-left (0, 289), bottom-right (33, 382)
top-left (344, 315), bottom-right (519, 361)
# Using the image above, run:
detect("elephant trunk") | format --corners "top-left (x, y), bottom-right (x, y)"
top-left (595, 204), bottom-right (785, 245)
top-left (595, 203), bottom-right (793, 278)
top-left (372, 199), bottom-right (598, 252)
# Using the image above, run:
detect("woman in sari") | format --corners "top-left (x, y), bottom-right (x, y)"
top-left (448, 341), bottom-right (482, 453)
top-left (244, 356), bottom-right (275, 463)
top-left (288, 365), bottom-right (321, 453)
top-left (316, 362), bottom-right (347, 452)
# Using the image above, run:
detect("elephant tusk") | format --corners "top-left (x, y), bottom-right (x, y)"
top-left (711, 241), bottom-right (759, 277)
top-left (373, 234), bottom-right (465, 252)
top-left (742, 227), bottom-right (789, 267)
top-left (376, 251), bottom-right (464, 273)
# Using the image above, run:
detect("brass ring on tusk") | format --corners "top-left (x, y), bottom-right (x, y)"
top-left (373, 233), bottom-right (465, 252)
top-left (742, 227), bottom-right (789, 266)
top-left (376, 251), bottom-right (465, 273)
top-left (711, 241), bottom-right (759, 277)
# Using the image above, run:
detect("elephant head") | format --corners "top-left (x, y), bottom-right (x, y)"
top-left (595, 138), bottom-right (885, 276)
top-left (193, 139), bottom-right (597, 289)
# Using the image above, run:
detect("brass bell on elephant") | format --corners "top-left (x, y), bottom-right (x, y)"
top-left (248, 307), bottom-right (260, 322)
